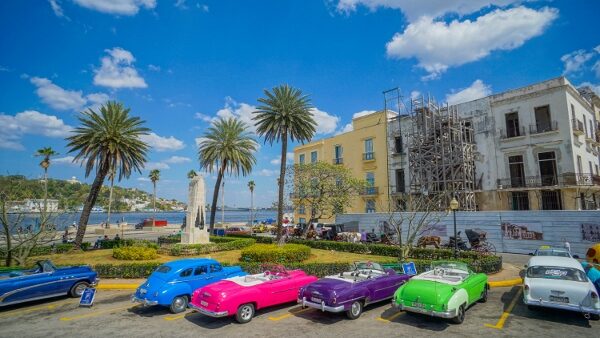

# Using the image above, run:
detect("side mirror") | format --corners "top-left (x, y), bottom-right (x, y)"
top-left (573, 255), bottom-right (580, 259)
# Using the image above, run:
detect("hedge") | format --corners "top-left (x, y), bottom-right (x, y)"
top-left (100, 239), bottom-right (158, 249)
top-left (29, 242), bottom-right (91, 256)
top-left (113, 246), bottom-right (158, 260)
top-left (94, 262), bottom-right (162, 278)
top-left (163, 238), bottom-right (256, 256)
top-left (240, 244), bottom-right (311, 263)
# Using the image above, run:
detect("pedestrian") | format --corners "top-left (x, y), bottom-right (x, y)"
top-left (581, 262), bottom-right (600, 294)
top-left (563, 238), bottom-right (571, 254)
top-left (103, 235), bottom-right (109, 241)
top-left (94, 236), bottom-right (102, 249)
top-left (114, 233), bottom-right (121, 241)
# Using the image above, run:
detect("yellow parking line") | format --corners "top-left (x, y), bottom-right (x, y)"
top-left (0, 304), bottom-right (56, 319)
top-left (164, 313), bottom-right (190, 321)
top-left (59, 304), bottom-right (138, 321)
top-left (268, 307), bottom-right (312, 321)
top-left (484, 288), bottom-right (522, 330)
top-left (376, 311), bottom-right (405, 323)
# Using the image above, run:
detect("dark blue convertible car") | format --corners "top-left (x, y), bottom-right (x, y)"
top-left (0, 260), bottom-right (98, 307)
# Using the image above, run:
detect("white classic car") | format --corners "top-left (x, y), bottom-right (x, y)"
top-left (523, 256), bottom-right (600, 320)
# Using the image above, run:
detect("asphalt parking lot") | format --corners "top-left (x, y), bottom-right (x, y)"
top-left (0, 287), bottom-right (597, 338)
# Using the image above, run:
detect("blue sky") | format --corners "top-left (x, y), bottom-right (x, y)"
top-left (1, 0), bottom-right (599, 207)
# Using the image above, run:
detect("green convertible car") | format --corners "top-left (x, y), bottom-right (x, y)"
top-left (392, 261), bottom-right (489, 324)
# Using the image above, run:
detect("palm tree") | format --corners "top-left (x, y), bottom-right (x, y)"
top-left (253, 85), bottom-right (316, 239)
top-left (106, 168), bottom-right (115, 228)
top-left (149, 169), bottom-right (160, 228)
top-left (198, 117), bottom-right (257, 232)
top-left (35, 147), bottom-right (58, 212)
top-left (248, 180), bottom-right (255, 229)
top-left (66, 101), bottom-right (149, 247)
top-left (187, 170), bottom-right (197, 179)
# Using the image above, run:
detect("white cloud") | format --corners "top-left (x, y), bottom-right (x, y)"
top-left (147, 64), bottom-right (161, 72)
top-left (137, 177), bottom-right (151, 182)
top-left (593, 61), bottom-right (600, 79)
top-left (146, 162), bottom-right (170, 170)
top-left (580, 82), bottom-right (600, 97)
top-left (30, 77), bottom-right (108, 111)
top-left (0, 111), bottom-right (73, 150)
top-left (445, 79), bottom-right (492, 105)
top-left (93, 47), bottom-right (147, 89)
top-left (270, 153), bottom-right (294, 165)
top-left (139, 132), bottom-right (185, 152)
top-left (336, 123), bottom-right (353, 135)
top-left (48, 0), bottom-right (69, 19)
top-left (257, 169), bottom-right (277, 177)
top-left (73, 0), bottom-right (156, 15)
top-left (310, 108), bottom-right (340, 135)
top-left (199, 4), bottom-right (209, 12)
top-left (53, 156), bottom-right (82, 166)
top-left (335, 0), bottom-right (522, 22)
top-left (561, 50), bottom-right (595, 76)
top-left (194, 112), bottom-right (212, 122)
top-left (215, 97), bottom-right (257, 132)
top-left (164, 156), bottom-right (191, 164)
top-left (386, 6), bottom-right (558, 79)
top-left (175, 0), bottom-right (187, 9)
top-left (353, 110), bottom-right (377, 119)
top-left (410, 91), bottom-right (421, 100)
top-left (194, 137), bottom-right (208, 148)
top-left (0, 66), bottom-right (9, 72)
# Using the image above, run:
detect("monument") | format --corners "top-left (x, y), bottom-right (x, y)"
top-left (181, 175), bottom-right (210, 244)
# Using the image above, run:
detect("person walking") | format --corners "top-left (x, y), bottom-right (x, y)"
top-left (581, 262), bottom-right (600, 293)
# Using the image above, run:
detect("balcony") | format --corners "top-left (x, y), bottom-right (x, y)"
top-left (499, 127), bottom-right (526, 140)
top-left (360, 186), bottom-right (379, 196)
top-left (497, 173), bottom-right (600, 189)
top-left (572, 119), bottom-right (584, 135)
top-left (529, 121), bottom-right (558, 135)
top-left (362, 152), bottom-right (375, 161)
top-left (332, 157), bottom-right (343, 165)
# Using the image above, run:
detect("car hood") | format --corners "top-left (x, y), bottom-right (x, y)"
top-left (526, 277), bottom-right (594, 305)
top-left (397, 280), bottom-right (455, 305)
top-left (300, 278), bottom-right (352, 300)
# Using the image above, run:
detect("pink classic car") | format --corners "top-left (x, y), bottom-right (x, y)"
top-left (189, 266), bottom-right (318, 323)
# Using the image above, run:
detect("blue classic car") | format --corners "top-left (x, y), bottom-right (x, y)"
top-left (131, 258), bottom-right (246, 313)
top-left (0, 260), bottom-right (98, 307)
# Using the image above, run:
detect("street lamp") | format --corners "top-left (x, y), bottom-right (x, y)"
top-left (449, 197), bottom-right (459, 258)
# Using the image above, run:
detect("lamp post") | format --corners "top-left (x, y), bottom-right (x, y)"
top-left (449, 197), bottom-right (459, 259)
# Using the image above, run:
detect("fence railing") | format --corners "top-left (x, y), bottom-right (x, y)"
top-left (497, 173), bottom-right (600, 189)
top-left (499, 126), bottom-right (526, 139)
top-left (360, 186), bottom-right (379, 195)
top-left (529, 120), bottom-right (558, 134)
top-left (572, 118), bottom-right (584, 134)
top-left (363, 152), bottom-right (375, 161)
top-left (332, 157), bottom-right (343, 165)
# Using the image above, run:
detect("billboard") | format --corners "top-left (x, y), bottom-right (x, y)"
top-left (501, 222), bottom-right (543, 240)
top-left (581, 223), bottom-right (600, 242)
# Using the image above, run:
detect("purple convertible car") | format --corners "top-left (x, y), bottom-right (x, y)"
top-left (298, 261), bottom-right (411, 319)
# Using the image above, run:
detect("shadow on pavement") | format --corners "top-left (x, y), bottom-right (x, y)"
top-left (127, 305), bottom-right (171, 317)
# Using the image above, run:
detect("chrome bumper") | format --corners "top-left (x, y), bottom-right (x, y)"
top-left (298, 297), bottom-right (345, 313)
top-left (188, 302), bottom-right (229, 317)
top-left (396, 302), bottom-right (456, 319)
top-left (131, 295), bottom-right (159, 306)
top-left (523, 297), bottom-right (600, 315)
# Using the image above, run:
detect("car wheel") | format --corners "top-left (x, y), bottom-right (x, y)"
top-left (451, 305), bottom-right (465, 324)
top-left (479, 286), bottom-right (488, 303)
top-left (236, 303), bottom-right (255, 324)
top-left (346, 300), bottom-right (363, 320)
top-left (588, 313), bottom-right (599, 321)
top-left (169, 296), bottom-right (188, 314)
top-left (69, 281), bottom-right (90, 297)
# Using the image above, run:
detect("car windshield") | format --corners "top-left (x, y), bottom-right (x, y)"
top-left (431, 261), bottom-right (469, 273)
top-left (535, 249), bottom-right (570, 257)
top-left (527, 266), bottom-right (588, 282)
top-left (354, 262), bottom-right (384, 272)
top-left (156, 265), bottom-right (172, 273)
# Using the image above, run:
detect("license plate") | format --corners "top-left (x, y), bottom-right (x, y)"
top-left (412, 302), bottom-right (424, 308)
top-left (311, 297), bottom-right (321, 303)
top-left (200, 300), bottom-right (208, 307)
top-left (140, 288), bottom-right (147, 294)
top-left (549, 296), bottom-right (569, 303)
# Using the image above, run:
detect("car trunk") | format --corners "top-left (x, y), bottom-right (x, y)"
top-left (400, 280), bottom-right (454, 305)
top-left (301, 278), bottom-right (350, 302)
top-left (527, 278), bottom-right (593, 306)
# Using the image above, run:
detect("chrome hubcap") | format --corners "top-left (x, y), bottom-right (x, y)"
top-left (352, 302), bottom-right (360, 315)
top-left (174, 298), bottom-right (185, 310)
top-left (74, 284), bottom-right (87, 296)
top-left (241, 306), bottom-right (252, 320)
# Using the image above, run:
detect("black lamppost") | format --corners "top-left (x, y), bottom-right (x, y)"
top-left (450, 197), bottom-right (459, 258)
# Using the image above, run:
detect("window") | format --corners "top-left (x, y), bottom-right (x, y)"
top-left (571, 104), bottom-right (575, 119)
top-left (310, 151), bottom-right (317, 163)
top-left (299, 217), bottom-right (306, 224)
top-left (510, 192), bottom-right (529, 210)
top-left (538, 152), bottom-right (558, 186)
top-left (533, 105), bottom-right (552, 133)
top-left (395, 169), bottom-right (405, 193)
top-left (194, 266), bottom-right (207, 275)
top-left (505, 112), bottom-right (521, 138)
top-left (394, 136), bottom-right (403, 153)
top-left (298, 204), bottom-right (305, 214)
top-left (589, 161), bottom-right (594, 175)
top-left (365, 199), bottom-right (376, 213)
top-left (156, 265), bottom-right (172, 273)
top-left (508, 155), bottom-right (525, 187)
top-left (577, 155), bottom-right (583, 174)
top-left (334, 145), bottom-right (343, 164)
top-left (541, 190), bottom-right (562, 210)
top-left (595, 164), bottom-right (599, 175)
top-left (180, 268), bottom-right (193, 277)
top-left (363, 138), bottom-right (374, 160)
top-left (366, 172), bottom-right (375, 194)
top-left (299, 154), bottom-right (305, 164)
top-left (590, 119), bottom-right (595, 138)
top-left (210, 264), bottom-right (222, 273)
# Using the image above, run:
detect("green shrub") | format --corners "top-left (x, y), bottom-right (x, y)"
top-left (165, 238), bottom-right (256, 256)
top-left (113, 246), bottom-right (158, 260)
top-left (226, 235), bottom-right (275, 244)
top-left (29, 242), bottom-right (91, 256)
top-left (94, 263), bottom-right (162, 278)
top-left (240, 244), bottom-right (311, 263)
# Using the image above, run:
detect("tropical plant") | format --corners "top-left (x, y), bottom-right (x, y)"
top-left (35, 147), bottom-right (58, 212)
top-left (253, 85), bottom-right (316, 239)
top-left (187, 170), bottom-right (197, 179)
top-left (247, 180), bottom-right (255, 230)
top-left (197, 117), bottom-right (257, 231)
top-left (66, 101), bottom-right (150, 247)
top-left (149, 169), bottom-right (160, 227)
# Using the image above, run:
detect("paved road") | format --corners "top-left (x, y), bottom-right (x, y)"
top-left (0, 287), bottom-right (596, 338)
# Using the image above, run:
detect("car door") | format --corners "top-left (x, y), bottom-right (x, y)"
top-left (190, 265), bottom-right (209, 290)
top-left (371, 275), bottom-right (400, 301)
top-left (461, 271), bottom-right (483, 304)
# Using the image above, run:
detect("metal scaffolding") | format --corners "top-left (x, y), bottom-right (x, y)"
top-left (407, 95), bottom-right (477, 210)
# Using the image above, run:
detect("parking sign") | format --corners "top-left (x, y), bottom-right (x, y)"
top-left (402, 262), bottom-right (418, 276)
top-left (79, 287), bottom-right (96, 307)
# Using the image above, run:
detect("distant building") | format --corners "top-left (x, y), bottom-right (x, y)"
top-left (66, 176), bottom-right (80, 184)
top-left (9, 199), bottom-right (59, 212)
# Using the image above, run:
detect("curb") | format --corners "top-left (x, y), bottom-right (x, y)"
top-left (489, 278), bottom-right (523, 288)
top-left (97, 284), bottom-right (139, 290)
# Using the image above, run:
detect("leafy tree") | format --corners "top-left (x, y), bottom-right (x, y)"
top-left (198, 118), bottom-right (257, 232)
top-left (35, 147), bottom-right (58, 212)
top-left (66, 101), bottom-right (149, 247)
top-left (253, 85), bottom-right (316, 239)
top-left (287, 162), bottom-right (365, 229)
top-left (149, 169), bottom-right (160, 227)
top-left (187, 170), bottom-right (197, 179)
top-left (247, 180), bottom-right (255, 227)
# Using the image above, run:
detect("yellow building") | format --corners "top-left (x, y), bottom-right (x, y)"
top-left (293, 111), bottom-right (393, 223)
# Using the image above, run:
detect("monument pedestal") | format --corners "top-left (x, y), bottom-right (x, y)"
top-left (181, 176), bottom-right (209, 244)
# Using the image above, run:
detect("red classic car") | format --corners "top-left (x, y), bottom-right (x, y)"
top-left (189, 266), bottom-right (318, 323)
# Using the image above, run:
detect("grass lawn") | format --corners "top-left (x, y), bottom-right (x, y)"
top-left (36, 248), bottom-right (397, 266)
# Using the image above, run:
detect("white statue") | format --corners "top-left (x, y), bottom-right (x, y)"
top-left (181, 175), bottom-right (209, 244)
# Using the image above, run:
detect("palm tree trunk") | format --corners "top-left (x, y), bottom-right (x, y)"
top-left (152, 182), bottom-right (156, 228)
top-left (75, 165), bottom-right (109, 247)
top-left (276, 131), bottom-right (288, 240)
top-left (106, 176), bottom-right (114, 228)
top-left (209, 162), bottom-right (226, 232)
top-left (43, 167), bottom-right (48, 213)
top-left (249, 189), bottom-right (253, 235)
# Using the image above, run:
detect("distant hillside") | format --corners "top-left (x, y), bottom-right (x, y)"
top-left (0, 175), bottom-right (184, 212)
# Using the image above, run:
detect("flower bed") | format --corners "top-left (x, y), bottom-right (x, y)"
top-left (161, 237), bottom-right (256, 256)
top-left (112, 246), bottom-right (158, 260)
top-left (240, 244), bottom-right (311, 263)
